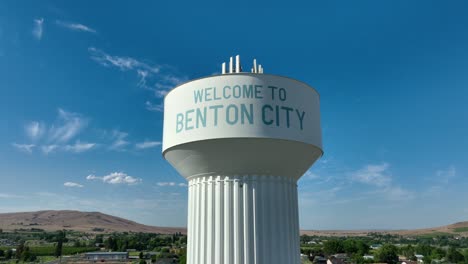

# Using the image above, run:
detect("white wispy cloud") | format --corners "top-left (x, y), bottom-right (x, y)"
top-left (0, 193), bottom-right (26, 199)
top-left (86, 174), bottom-right (98, 180)
top-left (12, 143), bottom-right (35, 153)
top-left (88, 47), bottom-right (159, 73)
top-left (25, 121), bottom-right (45, 140)
top-left (157, 182), bottom-right (187, 187)
top-left (63, 141), bottom-right (96, 153)
top-left (352, 163), bottom-right (391, 187)
top-left (86, 172), bottom-right (142, 185)
top-left (135, 140), bottom-right (161, 149)
top-left (351, 163), bottom-right (413, 201)
top-left (436, 165), bottom-right (456, 183)
top-left (88, 47), bottom-right (186, 99)
top-left (303, 170), bottom-right (320, 180)
top-left (32, 18), bottom-right (44, 40)
top-left (56, 20), bottom-right (96, 33)
top-left (383, 186), bottom-right (414, 201)
top-left (41, 144), bottom-right (59, 154)
top-left (64, 182), bottom-right (84, 188)
top-left (109, 130), bottom-right (129, 151)
top-left (49, 108), bottom-right (88, 143)
top-left (145, 101), bottom-right (164, 112)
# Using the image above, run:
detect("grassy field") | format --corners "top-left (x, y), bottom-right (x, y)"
top-left (453, 227), bottom-right (468, 233)
top-left (31, 246), bottom-right (99, 256)
top-left (0, 246), bottom-right (99, 256)
top-left (416, 232), bottom-right (454, 238)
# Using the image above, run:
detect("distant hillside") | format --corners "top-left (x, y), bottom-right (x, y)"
top-left (1, 210), bottom-right (467, 237)
top-left (301, 221), bottom-right (468, 237)
top-left (0, 210), bottom-right (185, 234)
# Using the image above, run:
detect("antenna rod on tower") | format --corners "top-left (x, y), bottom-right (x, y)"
top-left (253, 59), bottom-right (257, 73)
top-left (222, 62), bottom-right (226, 74)
top-left (236, 55), bottom-right (240, 73)
top-left (229, 57), bottom-right (233, 73)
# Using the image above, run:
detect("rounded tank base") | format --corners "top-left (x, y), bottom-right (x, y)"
top-left (164, 138), bottom-right (323, 180)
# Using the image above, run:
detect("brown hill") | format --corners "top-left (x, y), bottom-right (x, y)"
top-left (301, 221), bottom-right (468, 237)
top-left (0, 210), bottom-right (185, 234)
top-left (2, 210), bottom-right (467, 237)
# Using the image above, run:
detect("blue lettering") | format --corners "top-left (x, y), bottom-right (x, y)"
top-left (241, 104), bottom-right (254, 124)
top-left (209, 105), bottom-right (223, 126)
top-left (262, 104), bottom-right (274, 125)
top-left (242, 85), bottom-right (253, 98)
top-left (176, 113), bottom-right (184, 133)
top-left (213, 87), bottom-right (221, 100)
top-left (296, 109), bottom-right (305, 130)
top-left (223, 85), bottom-right (231, 99)
top-left (196, 107), bottom-right (207, 128)
top-left (255, 85), bottom-right (263, 99)
top-left (194, 89), bottom-right (203, 103)
top-left (281, 106), bottom-right (293, 128)
top-left (279, 88), bottom-right (286, 101)
top-left (233, 85), bottom-right (241, 98)
top-left (226, 104), bottom-right (238, 125)
top-left (204, 87), bottom-right (212, 102)
top-left (267, 86), bottom-right (278, 100)
top-left (275, 105), bottom-right (280, 126)
top-left (185, 109), bottom-right (194, 130)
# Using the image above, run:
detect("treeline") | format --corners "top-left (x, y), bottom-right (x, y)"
top-left (301, 238), bottom-right (372, 264)
top-left (98, 232), bottom-right (186, 251)
top-left (300, 237), bottom-right (468, 264)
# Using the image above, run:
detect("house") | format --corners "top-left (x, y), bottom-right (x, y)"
top-left (363, 255), bottom-right (374, 260)
top-left (415, 254), bottom-right (424, 263)
top-left (327, 256), bottom-right (346, 264)
top-left (85, 252), bottom-right (129, 261)
top-left (401, 261), bottom-right (418, 264)
top-left (314, 256), bottom-right (328, 264)
top-left (371, 244), bottom-right (382, 250)
top-left (327, 254), bottom-right (349, 264)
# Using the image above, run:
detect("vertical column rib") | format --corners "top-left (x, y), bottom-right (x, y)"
top-left (186, 175), bottom-right (300, 264)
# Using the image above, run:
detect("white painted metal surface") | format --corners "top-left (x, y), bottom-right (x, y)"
top-left (163, 74), bottom-right (322, 151)
top-left (163, 65), bottom-right (322, 264)
top-left (187, 175), bottom-right (300, 264)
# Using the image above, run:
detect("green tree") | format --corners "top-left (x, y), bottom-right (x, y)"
top-left (139, 251), bottom-right (144, 259)
top-left (356, 240), bottom-right (370, 255)
top-left (343, 240), bottom-right (358, 255)
top-left (5, 249), bottom-right (13, 259)
top-left (323, 240), bottom-right (345, 255)
top-left (463, 249), bottom-right (468, 264)
top-left (415, 244), bottom-right (433, 257)
top-left (374, 244), bottom-right (399, 264)
top-left (0, 249), bottom-right (4, 257)
top-left (16, 242), bottom-right (25, 259)
top-left (55, 240), bottom-right (63, 257)
top-left (179, 254), bottom-right (187, 264)
top-left (447, 247), bottom-right (464, 263)
top-left (139, 259), bottom-right (146, 264)
top-left (21, 246), bottom-right (31, 262)
top-left (95, 234), bottom-right (104, 244)
top-left (400, 245), bottom-right (415, 259)
top-left (430, 247), bottom-right (446, 260)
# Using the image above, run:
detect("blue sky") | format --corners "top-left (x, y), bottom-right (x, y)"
top-left (1, 1), bottom-right (468, 230)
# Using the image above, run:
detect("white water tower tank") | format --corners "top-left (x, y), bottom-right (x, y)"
top-left (163, 56), bottom-right (323, 264)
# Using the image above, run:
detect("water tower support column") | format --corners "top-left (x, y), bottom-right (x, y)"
top-left (186, 175), bottom-right (300, 264)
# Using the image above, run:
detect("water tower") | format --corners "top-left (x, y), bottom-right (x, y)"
top-left (162, 56), bottom-right (323, 264)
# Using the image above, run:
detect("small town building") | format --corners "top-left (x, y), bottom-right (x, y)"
top-left (85, 252), bottom-right (129, 261)
top-left (415, 254), bottom-right (424, 263)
